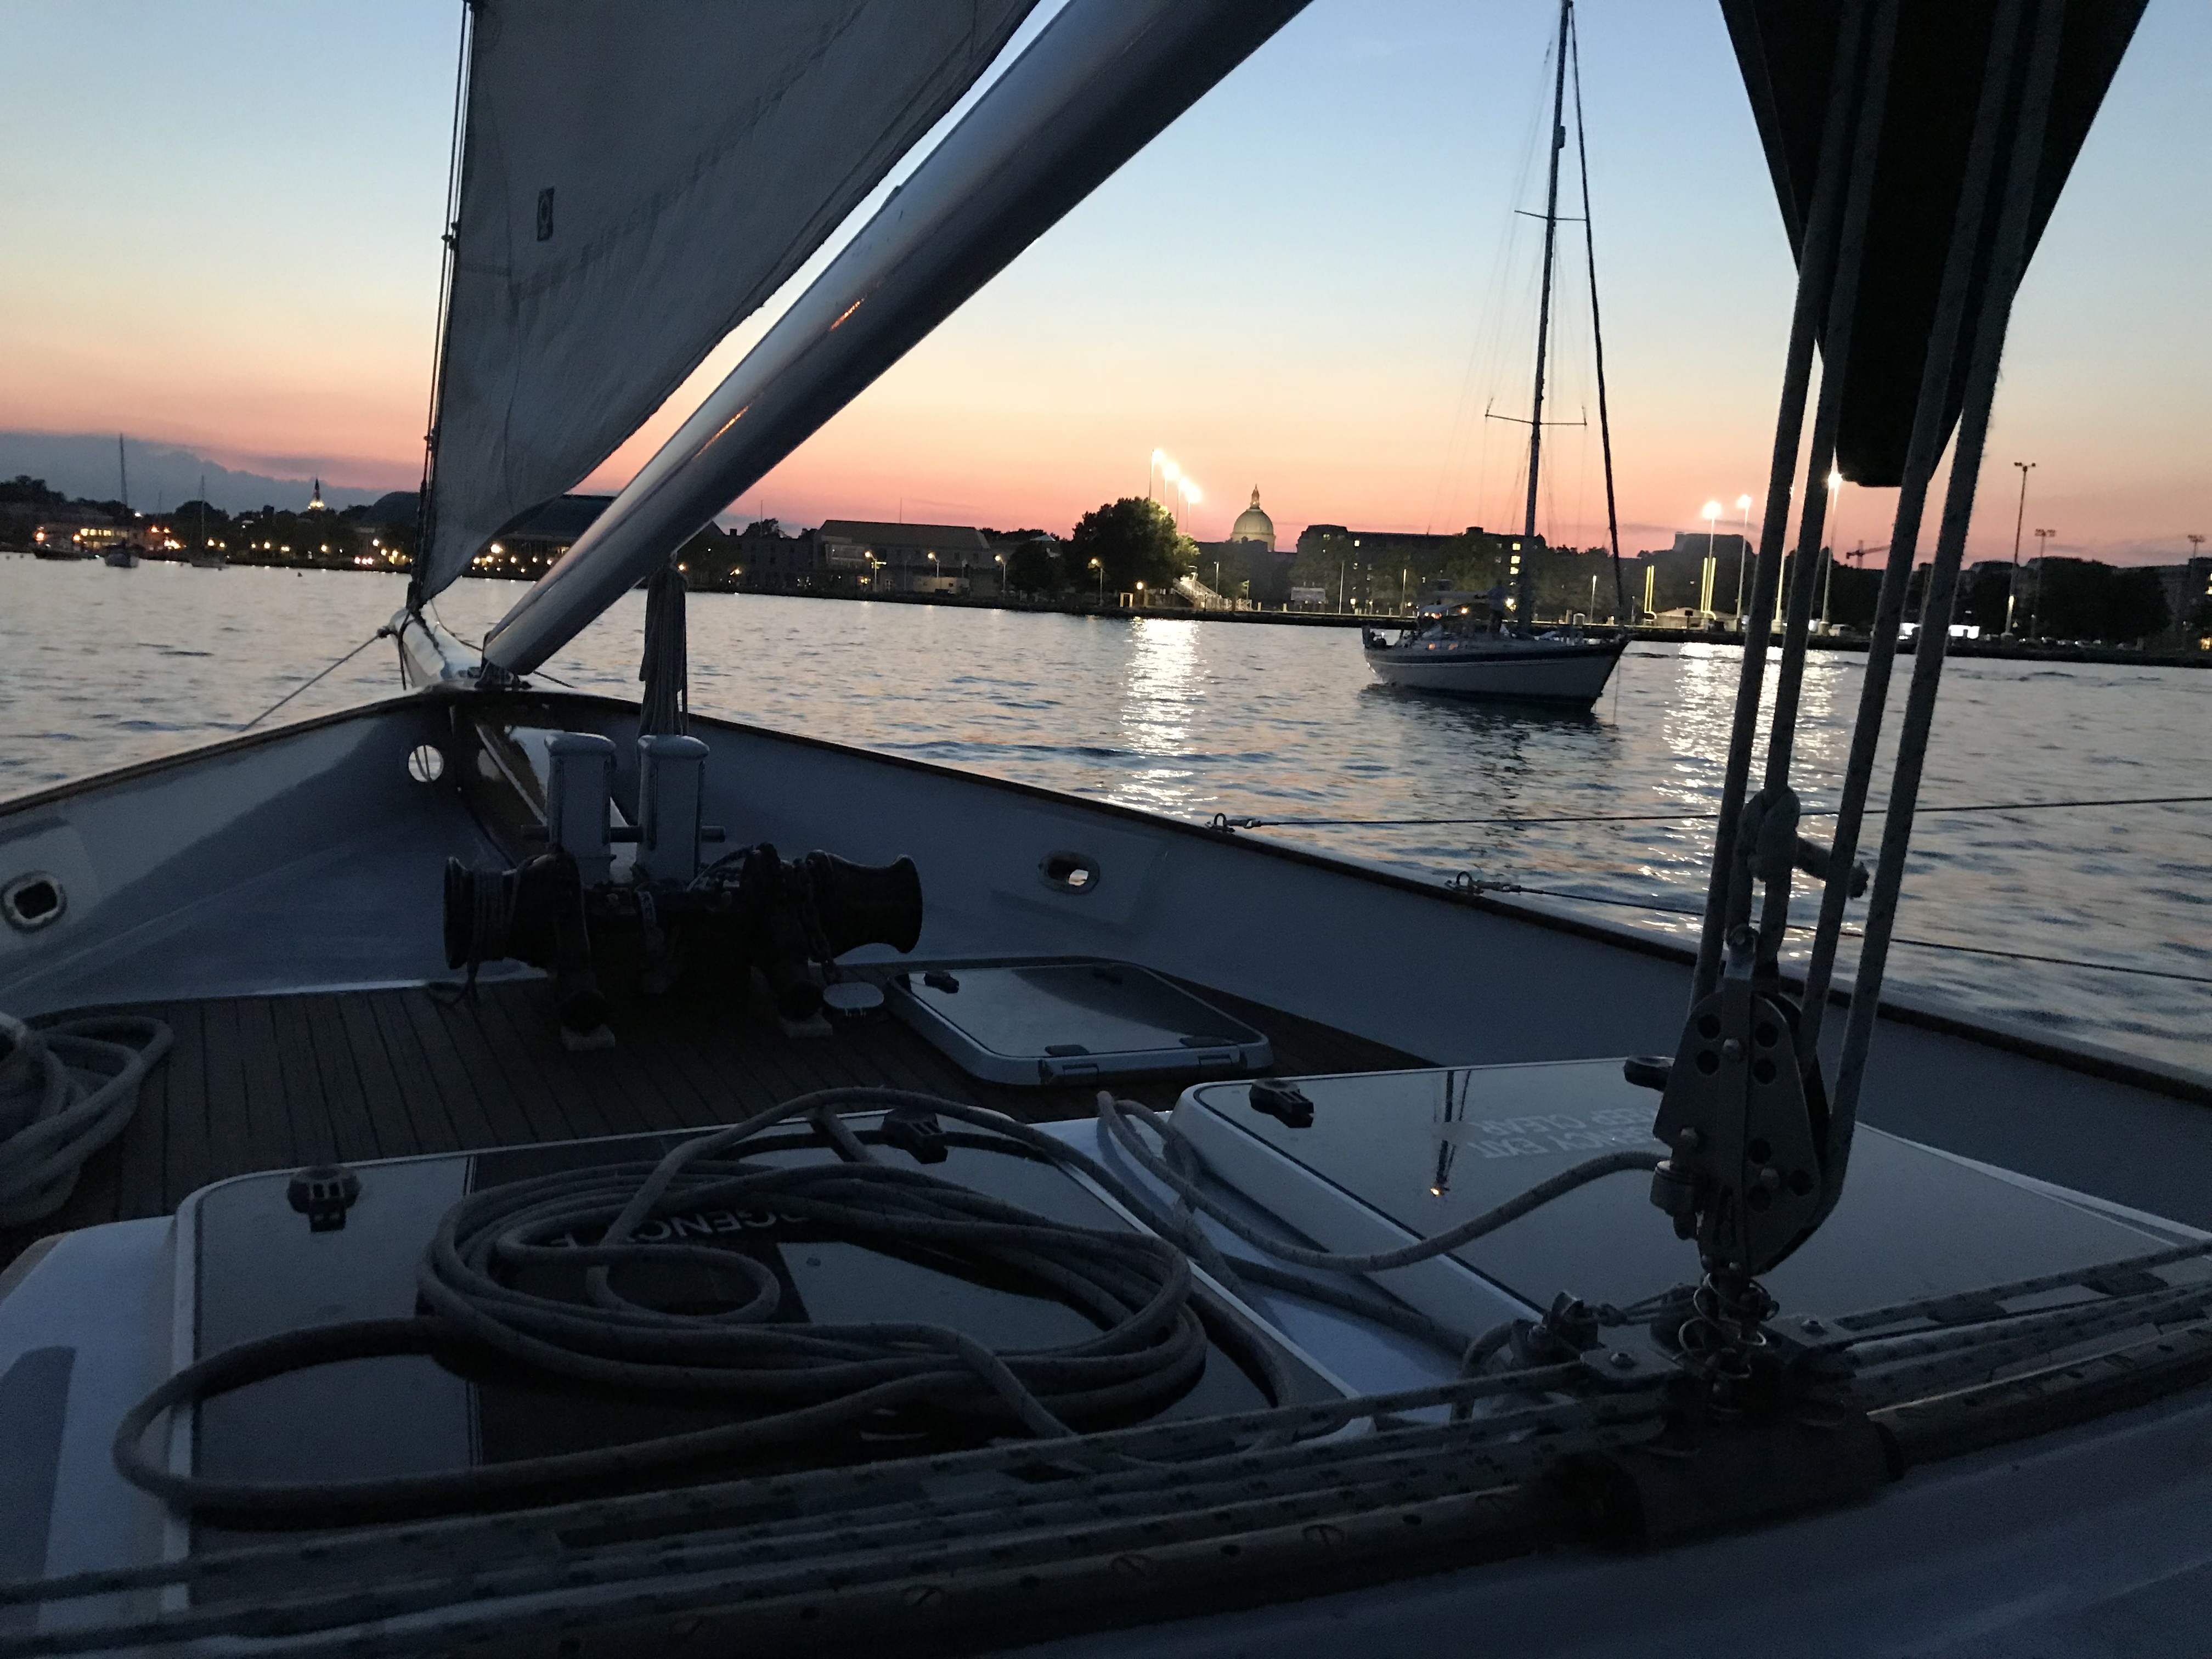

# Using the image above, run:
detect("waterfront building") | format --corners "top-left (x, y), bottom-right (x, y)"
top-left (1195, 488), bottom-right (1293, 605)
top-left (1229, 488), bottom-right (1274, 549)
top-left (475, 494), bottom-right (614, 578)
top-left (729, 520), bottom-right (823, 592)
top-left (2148, 556), bottom-right (2212, 647)
top-left (1293, 523), bottom-right (1537, 616)
top-left (29, 506), bottom-right (134, 557)
top-left (817, 520), bottom-right (990, 595)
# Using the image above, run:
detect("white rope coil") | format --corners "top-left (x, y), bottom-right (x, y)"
top-left (0, 1013), bottom-right (172, 1227)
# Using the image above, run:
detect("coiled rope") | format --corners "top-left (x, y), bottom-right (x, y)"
top-left (0, 1013), bottom-right (172, 1227)
top-left (113, 1086), bottom-right (1652, 1521)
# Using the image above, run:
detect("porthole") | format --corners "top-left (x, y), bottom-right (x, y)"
top-left (1038, 851), bottom-right (1101, 895)
top-left (407, 743), bottom-right (447, 784)
top-left (2, 872), bottom-right (66, 933)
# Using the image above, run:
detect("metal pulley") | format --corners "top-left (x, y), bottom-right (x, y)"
top-left (1647, 927), bottom-right (1826, 1279)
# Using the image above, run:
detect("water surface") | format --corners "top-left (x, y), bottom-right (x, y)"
top-left (4, 556), bottom-right (2205, 1073)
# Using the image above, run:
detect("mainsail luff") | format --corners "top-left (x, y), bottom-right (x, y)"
top-left (409, 0), bottom-right (476, 610)
top-left (414, 0), bottom-right (1044, 603)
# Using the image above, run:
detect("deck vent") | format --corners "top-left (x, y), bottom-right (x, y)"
top-left (1, 873), bottom-right (65, 933)
top-left (1038, 851), bottom-right (1100, 895)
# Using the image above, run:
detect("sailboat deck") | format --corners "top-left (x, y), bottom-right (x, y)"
top-left (1, 974), bottom-right (1425, 1272)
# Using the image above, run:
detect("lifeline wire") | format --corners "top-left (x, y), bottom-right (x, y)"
top-left (238, 627), bottom-right (394, 730)
top-left (1448, 879), bottom-right (2212, 986)
top-left (1209, 792), bottom-right (2212, 832)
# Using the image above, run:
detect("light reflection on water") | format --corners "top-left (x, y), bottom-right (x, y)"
top-left (1114, 618), bottom-right (1203, 817)
top-left (3, 558), bottom-right (2206, 1073)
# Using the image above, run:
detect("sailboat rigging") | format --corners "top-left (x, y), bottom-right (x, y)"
top-left (102, 433), bottom-right (142, 567)
top-left (1361, 0), bottom-right (1626, 707)
top-left (5, 4), bottom-right (2204, 1652)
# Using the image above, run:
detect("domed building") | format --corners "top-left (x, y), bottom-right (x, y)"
top-left (1228, 487), bottom-right (1274, 550)
top-left (1198, 487), bottom-right (1294, 606)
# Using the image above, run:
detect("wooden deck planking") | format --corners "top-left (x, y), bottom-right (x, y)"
top-left (385, 986), bottom-right (498, 1159)
top-left (160, 1000), bottom-right (212, 1218)
top-left (298, 994), bottom-right (386, 1165)
top-left (112, 1028), bottom-right (169, 1227)
top-left (2, 976), bottom-right (1426, 1271)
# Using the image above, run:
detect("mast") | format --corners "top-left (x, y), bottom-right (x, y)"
top-left (1518, 0), bottom-right (1572, 625)
top-left (408, 2), bottom-right (477, 613)
top-left (117, 433), bottom-right (128, 515)
top-left (1569, 7), bottom-right (1627, 623)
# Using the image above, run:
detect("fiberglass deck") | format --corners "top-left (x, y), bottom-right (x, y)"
top-left (2, 973), bottom-right (1426, 1272)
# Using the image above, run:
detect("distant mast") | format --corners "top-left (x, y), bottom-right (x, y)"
top-left (1519, 0), bottom-right (1573, 624)
top-left (117, 433), bottom-right (129, 515)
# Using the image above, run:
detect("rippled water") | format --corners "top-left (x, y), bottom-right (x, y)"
top-left (5, 555), bottom-right (2207, 1074)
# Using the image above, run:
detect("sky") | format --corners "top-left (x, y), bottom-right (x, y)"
top-left (3, 1), bottom-right (2204, 565)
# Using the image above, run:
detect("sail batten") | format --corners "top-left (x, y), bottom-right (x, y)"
top-left (415, 0), bottom-right (1043, 601)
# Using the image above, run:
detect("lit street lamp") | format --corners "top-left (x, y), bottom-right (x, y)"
top-left (1090, 556), bottom-right (1103, 605)
top-left (994, 551), bottom-right (1005, 599)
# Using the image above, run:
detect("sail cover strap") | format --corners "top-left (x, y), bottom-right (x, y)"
top-left (416, 0), bottom-right (1042, 601)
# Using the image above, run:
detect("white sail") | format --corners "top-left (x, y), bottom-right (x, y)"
top-left (481, 0), bottom-right (1313, 674)
top-left (416, 0), bottom-right (1041, 601)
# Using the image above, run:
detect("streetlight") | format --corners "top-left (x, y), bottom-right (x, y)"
top-left (994, 551), bottom-right (1005, 598)
top-left (1700, 500), bottom-right (1722, 622)
top-left (1090, 556), bottom-right (1103, 605)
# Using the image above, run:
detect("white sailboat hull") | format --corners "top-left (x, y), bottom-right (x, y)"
top-left (1365, 635), bottom-right (1625, 706)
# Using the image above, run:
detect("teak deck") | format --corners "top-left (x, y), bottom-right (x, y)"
top-left (3, 974), bottom-right (1425, 1271)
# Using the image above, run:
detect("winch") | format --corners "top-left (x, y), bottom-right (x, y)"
top-left (442, 732), bottom-right (922, 1047)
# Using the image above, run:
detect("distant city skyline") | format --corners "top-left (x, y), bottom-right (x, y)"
top-left (3, 1), bottom-right (2204, 566)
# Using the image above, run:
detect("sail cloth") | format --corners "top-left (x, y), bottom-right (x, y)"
top-left (1722, 0), bottom-right (2147, 486)
top-left (416, 0), bottom-right (1042, 601)
top-left (479, 0), bottom-right (1314, 675)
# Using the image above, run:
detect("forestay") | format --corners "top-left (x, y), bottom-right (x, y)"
top-left (415, 0), bottom-right (1041, 601)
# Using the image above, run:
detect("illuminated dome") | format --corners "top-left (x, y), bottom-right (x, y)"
top-left (1229, 487), bottom-right (1274, 550)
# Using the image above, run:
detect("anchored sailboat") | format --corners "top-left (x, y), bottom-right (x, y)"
top-left (1363, 0), bottom-right (1627, 708)
top-left (100, 434), bottom-right (142, 567)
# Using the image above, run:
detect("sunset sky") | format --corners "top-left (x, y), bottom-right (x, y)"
top-left (4, 0), bottom-right (2204, 565)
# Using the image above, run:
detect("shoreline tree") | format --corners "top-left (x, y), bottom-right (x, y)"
top-left (1066, 497), bottom-right (1194, 597)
